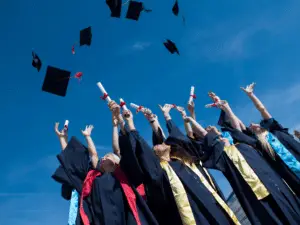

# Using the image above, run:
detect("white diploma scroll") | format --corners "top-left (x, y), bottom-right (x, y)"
top-left (188, 86), bottom-right (195, 104)
top-left (64, 120), bottom-right (69, 130)
top-left (119, 98), bottom-right (128, 111)
top-left (97, 82), bottom-right (112, 102)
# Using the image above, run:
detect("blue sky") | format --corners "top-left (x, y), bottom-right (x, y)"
top-left (1, 0), bottom-right (300, 224)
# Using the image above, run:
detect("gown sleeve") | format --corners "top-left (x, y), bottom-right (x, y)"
top-left (52, 165), bottom-right (74, 200)
top-left (201, 132), bottom-right (226, 171)
top-left (118, 131), bottom-right (145, 187)
top-left (56, 136), bottom-right (90, 193)
top-left (165, 119), bottom-right (203, 160)
top-left (152, 127), bottom-right (165, 146)
top-left (260, 118), bottom-right (289, 134)
top-left (129, 130), bottom-right (164, 185)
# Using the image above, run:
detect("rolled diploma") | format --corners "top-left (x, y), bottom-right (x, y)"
top-left (188, 86), bottom-right (195, 104)
top-left (97, 82), bottom-right (111, 102)
top-left (120, 98), bottom-right (128, 111)
top-left (64, 120), bottom-right (69, 129)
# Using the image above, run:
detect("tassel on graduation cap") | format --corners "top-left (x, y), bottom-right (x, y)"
top-left (125, 1), bottom-right (152, 21)
top-left (71, 26), bottom-right (92, 54)
top-left (32, 51), bottom-right (42, 72)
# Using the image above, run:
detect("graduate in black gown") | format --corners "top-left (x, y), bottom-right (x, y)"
top-left (52, 102), bottom-right (158, 225)
top-left (239, 83), bottom-right (300, 195)
top-left (191, 93), bottom-right (300, 225)
top-left (118, 102), bottom-right (241, 225)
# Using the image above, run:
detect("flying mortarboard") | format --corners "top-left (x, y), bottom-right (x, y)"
top-left (125, 1), bottom-right (152, 21)
top-left (80, 26), bottom-right (92, 46)
top-left (32, 51), bottom-right (42, 72)
top-left (106, 0), bottom-right (122, 18)
top-left (163, 39), bottom-right (180, 55)
top-left (42, 66), bottom-right (71, 97)
top-left (172, 0), bottom-right (179, 16)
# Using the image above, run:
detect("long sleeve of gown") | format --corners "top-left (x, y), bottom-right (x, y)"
top-left (129, 130), bottom-right (164, 185)
top-left (118, 131), bottom-right (145, 187)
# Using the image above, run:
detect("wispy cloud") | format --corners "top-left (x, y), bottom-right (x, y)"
top-left (96, 145), bottom-right (111, 154)
top-left (131, 41), bottom-right (151, 51)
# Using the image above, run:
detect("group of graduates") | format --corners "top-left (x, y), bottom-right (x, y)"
top-left (52, 82), bottom-right (300, 225)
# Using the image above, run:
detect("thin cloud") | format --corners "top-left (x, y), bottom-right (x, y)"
top-left (132, 42), bottom-right (151, 51)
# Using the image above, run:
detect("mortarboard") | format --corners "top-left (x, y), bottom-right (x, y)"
top-left (106, 0), bottom-right (122, 18)
top-left (172, 0), bottom-right (179, 16)
top-left (125, 1), bottom-right (152, 21)
top-left (42, 66), bottom-right (71, 97)
top-left (32, 51), bottom-right (42, 72)
top-left (80, 27), bottom-right (92, 46)
top-left (163, 39), bottom-right (180, 55)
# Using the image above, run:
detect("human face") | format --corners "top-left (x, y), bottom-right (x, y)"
top-left (100, 154), bottom-right (118, 173)
top-left (153, 143), bottom-right (171, 157)
top-left (249, 123), bottom-right (263, 133)
top-left (205, 125), bottom-right (221, 135)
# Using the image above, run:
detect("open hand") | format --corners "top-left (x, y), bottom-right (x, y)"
top-left (81, 125), bottom-right (94, 137)
top-left (176, 106), bottom-right (187, 118)
top-left (54, 122), bottom-right (68, 138)
top-left (158, 104), bottom-right (173, 116)
top-left (241, 82), bottom-right (256, 95)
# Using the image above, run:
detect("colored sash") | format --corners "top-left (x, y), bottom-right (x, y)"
top-left (160, 161), bottom-right (197, 225)
top-left (79, 167), bottom-right (145, 225)
top-left (266, 132), bottom-right (300, 178)
top-left (68, 190), bottom-right (79, 225)
top-left (224, 145), bottom-right (270, 200)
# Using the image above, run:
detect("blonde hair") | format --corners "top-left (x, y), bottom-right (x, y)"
top-left (105, 153), bottom-right (121, 164)
top-left (255, 129), bottom-right (276, 160)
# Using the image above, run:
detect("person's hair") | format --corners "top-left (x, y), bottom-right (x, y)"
top-left (254, 129), bottom-right (276, 160)
top-left (170, 145), bottom-right (196, 165)
top-left (105, 153), bottom-right (121, 164)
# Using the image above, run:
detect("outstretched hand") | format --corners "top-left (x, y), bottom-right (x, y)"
top-left (54, 122), bottom-right (68, 138)
top-left (81, 125), bottom-right (94, 137)
top-left (175, 106), bottom-right (187, 118)
top-left (241, 82), bottom-right (256, 95)
top-left (158, 104), bottom-right (173, 116)
top-left (108, 101), bottom-right (121, 117)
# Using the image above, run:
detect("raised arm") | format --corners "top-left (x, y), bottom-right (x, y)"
top-left (112, 115), bottom-right (121, 158)
top-left (81, 125), bottom-right (98, 169)
top-left (176, 106), bottom-right (194, 138)
top-left (54, 122), bottom-right (68, 150)
top-left (241, 82), bottom-right (272, 120)
top-left (219, 101), bottom-right (243, 131)
top-left (184, 117), bottom-right (208, 138)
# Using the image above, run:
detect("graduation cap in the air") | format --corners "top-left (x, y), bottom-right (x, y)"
top-left (80, 26), bottom-right (92, 46)
top-left (163, 39), bottom-right (180, 55)
top-left (32, 51), bottom-right (42, 72)
top-left (172, 0), bottom-right (179, 16)
top-left (106, 0), bottom-right (122, 18)
top-left (42, 66), bottom-right (71, 97)
top-left (126, 1), bottom-right (152, 21)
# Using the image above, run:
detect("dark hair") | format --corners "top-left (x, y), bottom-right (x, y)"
top-left (170, 144), bottom-right (196, 165)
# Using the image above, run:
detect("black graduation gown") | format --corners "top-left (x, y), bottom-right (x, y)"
top-left (241, 126), bottom-right (300, 196)
top-left (52, 136), bottom-right (94, 225)
top-left (261, 118), bottom-right (300, 161)
top-left (202, 131), bottom-right (300, 225)
top-left (123, 129), bottom-right (236, 225)
top-left (163, 119), bottom-right (226, 200)
top-left (90, 165), bottom-right (159, 225)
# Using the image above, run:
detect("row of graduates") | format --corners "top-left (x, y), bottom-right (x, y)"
top-left (52, 82), bottom-right (300, 225)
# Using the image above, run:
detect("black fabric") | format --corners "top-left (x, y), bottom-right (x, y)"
top-left (80, 26), bottom-right (92, 46)
top-left (163, 39), bottom-right (180, 55)
top-left (106, 0), bottom-right (122, 18)
top-left (42, 66), bottom-right (71, 97)
top-left (201, 131), bottom-right (300, 225)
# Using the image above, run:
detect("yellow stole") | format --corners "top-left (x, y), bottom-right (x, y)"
top-left (172, 157), bottom-right (241, 225)
top-left (160, 161), bottom-right (197, 225)
top-left (199, 160), bottom-right (217, 190)
top-left (224, 145), bottom-right (270, 200)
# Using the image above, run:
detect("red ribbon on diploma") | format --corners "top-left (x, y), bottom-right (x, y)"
top-left (100, 93), bottom-right (109, 100)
